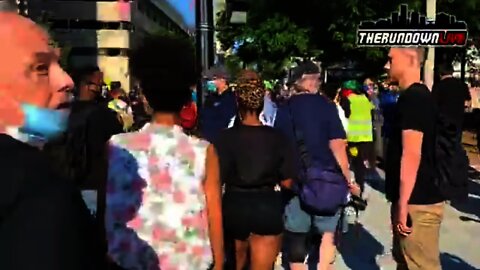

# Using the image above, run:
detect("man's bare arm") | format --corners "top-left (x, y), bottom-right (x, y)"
top-left (329, 138), bottom-right (351, 183)
top-left (399, 130), bottom-right (423, 205)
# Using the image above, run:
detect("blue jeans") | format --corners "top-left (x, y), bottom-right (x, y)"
top-left (284, 196), bottom-right (341, 233)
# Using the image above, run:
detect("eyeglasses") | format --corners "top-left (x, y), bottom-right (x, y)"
top-left (87, 82), bottom-right (101, 91)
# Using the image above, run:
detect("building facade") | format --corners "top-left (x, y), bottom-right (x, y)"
top-left (25, 0), bottom-right (191, 91)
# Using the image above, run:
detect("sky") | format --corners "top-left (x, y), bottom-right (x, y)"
top-left (165, 0), bottom-right (196, 29)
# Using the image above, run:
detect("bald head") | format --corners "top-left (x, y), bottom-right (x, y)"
top-left (0, 12), bottom-right (72, 114)
top-left (0, 13), bottom-right (49, 85)
top-left (386, 47), bottom-right (425, 86)
top-left (0, 12), bottom-right (48, 50)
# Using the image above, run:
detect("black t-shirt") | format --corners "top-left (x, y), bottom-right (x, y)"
top-left (0, 135), bottom-right (101, 270)
top-left (215, 125), bottom-right (295, 188)
top-left (432, 77), bottom-right (471, 129)
top-left (385, 83), bottom-right (444, 204)
top-left (71, 101), bottom-right (123, 190)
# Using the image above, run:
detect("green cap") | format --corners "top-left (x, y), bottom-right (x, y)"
top-left (342, 80), bottom-right (361, 91)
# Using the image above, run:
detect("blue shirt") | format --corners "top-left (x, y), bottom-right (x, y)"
top-left (274, 94), bottom-right (346, 173)
top-left (261, 95), bottom-right (277, 126)
top-left (200, 89), bottom-right (237, 143)
top-left (379, 91), bottom-right (399, 138)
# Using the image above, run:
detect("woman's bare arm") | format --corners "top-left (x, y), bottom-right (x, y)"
top-left (204, 144), bottom-right (224, 269)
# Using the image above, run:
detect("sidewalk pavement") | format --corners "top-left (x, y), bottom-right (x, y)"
top-left (329, 168), bottom-right (480, 270)
top-left (275, 134), bottom-right (480, 269)
top-left (277, 164), bottom-right (480, 269)
top-left (463, 131), bottom-right (480, 170)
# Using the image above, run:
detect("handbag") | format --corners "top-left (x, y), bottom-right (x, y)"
top-left (287, 100), bottom-right (349, 215)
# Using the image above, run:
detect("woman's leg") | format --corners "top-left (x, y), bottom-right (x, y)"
top-left (249, 234), bottom-right (282, 270)
top-left (234, 239), bottom-right (249, 270)
top-left (318, 232), bottom-right (336, 270)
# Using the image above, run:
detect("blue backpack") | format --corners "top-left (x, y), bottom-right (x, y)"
top-left (288, 101), bottom-right (349, 215)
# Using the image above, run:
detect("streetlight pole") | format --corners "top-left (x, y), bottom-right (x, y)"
top-left (195, 0), bottom-right (214, 108)
top-left (424, 0), bottom-right (436, 90)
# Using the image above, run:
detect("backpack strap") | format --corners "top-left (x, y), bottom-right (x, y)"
top-left (287, 99), bottom-right (311, 170)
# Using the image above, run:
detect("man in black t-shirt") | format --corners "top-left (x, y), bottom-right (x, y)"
top-left (432, 62), bottom-right (471, 136)
top-left (384, 48), bottom-right (444, 270)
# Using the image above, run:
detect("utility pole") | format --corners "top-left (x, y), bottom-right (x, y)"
top-left (424, 0), bottom-right (436, 90)
top-left (195, 0), bottom-right (214, 108)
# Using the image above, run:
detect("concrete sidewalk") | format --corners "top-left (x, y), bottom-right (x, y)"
top-left (275, 166), bottom-right (480, 270)
top-left (275, 134), bottom-right (480, 269)
top-left (463, 131), bottom-right (480, 171)
top-left (331, 168), bottom-right (480, 270)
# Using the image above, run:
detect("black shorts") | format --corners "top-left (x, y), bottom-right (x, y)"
top-left (223, 189), bottom-right (284, 240)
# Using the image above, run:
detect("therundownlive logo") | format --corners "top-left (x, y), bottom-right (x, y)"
top-left (356, 4), bottom-right (468, 47)
top-left (358, 30), bottom-right (467, 47)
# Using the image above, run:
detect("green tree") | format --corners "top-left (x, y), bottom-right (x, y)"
top-left (437, 0), bottom-right (480, 37)
top-left (217, 14), bottom-right (310, 79)
top-left (217, 0), bottom-right (480, 78)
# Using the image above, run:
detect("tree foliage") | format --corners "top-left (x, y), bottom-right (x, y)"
top-left (217, 0), bottom-right (480, 78)
top-left (217, 13), bottom-right (310, 79)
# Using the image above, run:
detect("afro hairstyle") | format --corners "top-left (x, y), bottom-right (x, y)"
top-left (130, 35), bottom-right (198, 113)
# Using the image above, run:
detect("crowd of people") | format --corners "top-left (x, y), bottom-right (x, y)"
top-left (0, 12), bottom-right (472, 270)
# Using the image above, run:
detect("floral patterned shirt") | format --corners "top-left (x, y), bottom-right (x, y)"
top-left (106, 123), bottom-right (211, 270)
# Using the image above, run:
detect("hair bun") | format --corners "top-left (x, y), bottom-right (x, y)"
top-left (236, 79), bottom-right (265, 110)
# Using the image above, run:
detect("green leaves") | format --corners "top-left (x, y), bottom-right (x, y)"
top-left (217, 0), bottom-right (480, 78)
top-left (217, 13), bottom-right (310, 79)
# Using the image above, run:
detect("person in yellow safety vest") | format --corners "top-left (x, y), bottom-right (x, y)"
top-left (108, 82), bottom-right (134, 131)
top-left (344, 80), bottom-right (374, 197)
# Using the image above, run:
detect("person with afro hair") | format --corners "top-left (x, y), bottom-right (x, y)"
top-left (105, 35), bottom-right (224, 270)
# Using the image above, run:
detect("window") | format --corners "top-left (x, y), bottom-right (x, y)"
top-left (49, 20), bottom-right (132, 30)
top-left (70, 47), bottom-right (129, 57)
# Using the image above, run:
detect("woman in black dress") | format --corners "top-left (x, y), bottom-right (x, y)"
top-left (215, 78), bottom-right (295, 270)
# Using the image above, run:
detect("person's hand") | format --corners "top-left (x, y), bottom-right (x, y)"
top-left (348, 181), bottom-right (361, 197)
top-left (117, 112), bottom-right (134, 131)
top-left (211, 245), bottom-right (224, 270)
top-left (395, 202), bottom-right (412, 237)
top-left (213, 264), bottom-right (223, 270)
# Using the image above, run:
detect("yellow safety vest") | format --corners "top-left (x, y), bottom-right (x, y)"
top-left (347, 94), bottom-right (373, 142)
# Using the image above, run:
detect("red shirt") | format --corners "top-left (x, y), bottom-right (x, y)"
top-left (341, 89), bottom-right (353, 98)
top-left (180, 102), bottom-right (197, 129)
